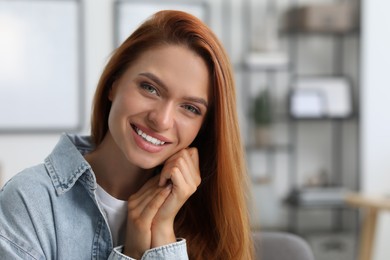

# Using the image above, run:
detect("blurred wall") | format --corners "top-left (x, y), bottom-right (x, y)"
top-left (361, 0), bottom-right (390, 259)
top-left (0, 0), bottom-right (115, 185)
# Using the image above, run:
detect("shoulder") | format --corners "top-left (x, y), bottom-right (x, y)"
top-left (0, 164), bottom-right (57, 231)
top-left (0, 165), bottom-right (53, 259)
top-left (2, 163), bottom-right (52, 189)
top-left (0, 164), bottom-right (54, 208)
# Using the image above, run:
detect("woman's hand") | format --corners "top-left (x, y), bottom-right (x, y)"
top-left (123, 147), bottom-right (201, 258)
top-left (152, 147), bottom-right (201, 247)
top-left (123, 175), bottom-right (172, 259)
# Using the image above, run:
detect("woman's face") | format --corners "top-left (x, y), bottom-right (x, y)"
top-left (107, 44), bottom-right (210, 169)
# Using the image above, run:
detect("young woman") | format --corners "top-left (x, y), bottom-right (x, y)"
top-left (0, 10), bottom-right (254, 259)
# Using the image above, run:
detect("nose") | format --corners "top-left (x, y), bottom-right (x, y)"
top-left (147, 101), bottom-right (175, 131)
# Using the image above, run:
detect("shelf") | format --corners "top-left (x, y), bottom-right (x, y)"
top-left (246, 143), bottom-right (293, 152)
top-left (284, 187), bottom-right (354, 209)
top-left (251, 176), bottom-right (271, 185)
top-left (281, 29), bottom-right (360, 37)
top-left (289, 117), bottom-right (356, 122)
top-left (285, 202), bottom-right (351, 210)
top-left (244, 52), bottom-right (289, 71)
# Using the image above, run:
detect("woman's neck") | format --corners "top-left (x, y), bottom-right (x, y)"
top-left (85, 133), bottom-right (154, 200)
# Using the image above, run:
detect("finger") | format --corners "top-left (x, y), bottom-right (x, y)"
top-left (158, 152), bottom-right (184, 186)
top-left (139, 184), bottom-right (172, 222)
top-left (160, 149), bottom-right (201, 188)
top-left (169, 166), bottom-right (187, 190)
top-left (131, 185), bottom-right (168, 214)
top-left (170, 165), bottom-right (199, 199)
top-left (128, 176), bottom-right (165, 215)
top-left (171, 150), bottom-right (201, 188)
top-left (158, 170), bottom-right (172, 187)
top-left (188, 147), bottom-right (199, 166)
top-left (130, 175), bottom-right (160, 201)
top-left (159, 155), bottom-right (189, 187)
top-left (129, 178), bottom-right (167, 210)
top-left (154, 167), bottom-right (193, 220)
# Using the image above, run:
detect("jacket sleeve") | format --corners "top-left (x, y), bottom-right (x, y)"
top-left (0, 177), bottom-right (46, 260)
top-left (108, 239), bottom-right (188, 260)
top-left (0, 232), bottom-right (45, 260)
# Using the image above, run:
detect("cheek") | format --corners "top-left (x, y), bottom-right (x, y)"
top-left (107, 97), bottom-right (135, 132)
top-left (178, 120), bottom-right (203, 146)
top-left (108, 99), bottom-right (124, 125)
top-left (110, 95), bottom-right (140, 117)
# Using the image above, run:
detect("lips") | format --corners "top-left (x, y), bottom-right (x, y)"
top-left (131, 124), bottom-right (171, 147)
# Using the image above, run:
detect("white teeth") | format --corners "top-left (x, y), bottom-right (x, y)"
top-left (135, 127), bottom-right (165, 146)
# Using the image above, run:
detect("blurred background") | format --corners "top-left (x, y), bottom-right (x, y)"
top-left (0, 0), bottom-right (389, 259)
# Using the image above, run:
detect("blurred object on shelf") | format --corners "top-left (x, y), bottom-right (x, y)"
top-left (252, 0), bottom-right (280, 52)
top-left (250, 89), bottom-right (272, 146)
top-left (289, 77), bottom-right (353, 119)
top-left (247, 1), bottom-right (289, 72)
top-left (283, 2), bottom-right (359, 33)
top-left (286, 187), bottom-right (349, 207)
top-left (253, 126), bottom-right (272, 147)
top-left (304, 168), bottom-right (329, 187)
top-left (245, 51), bottom-right (289, 70)
top-left (251, 175), bottom-right (271, 185)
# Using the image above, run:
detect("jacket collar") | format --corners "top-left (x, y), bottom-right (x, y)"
top-left (45, 134), bottom-right (96, 196)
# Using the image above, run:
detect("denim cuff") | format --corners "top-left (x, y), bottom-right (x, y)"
top-left (108, 238), bottom-right (188, 260)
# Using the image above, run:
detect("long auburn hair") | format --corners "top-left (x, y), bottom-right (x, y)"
top-left (90, 10), bottom-right (253, 259)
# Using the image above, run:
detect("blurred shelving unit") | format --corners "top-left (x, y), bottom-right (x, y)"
top-left (239, 0), bottom-right (361, 259)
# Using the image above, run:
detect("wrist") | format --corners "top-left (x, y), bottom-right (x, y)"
top-left (151, 223), bottom-right (176, 248)
top-left (123, 248), bottom-right (142, 259)
top-left (123, 242), bottom-right (145, 259)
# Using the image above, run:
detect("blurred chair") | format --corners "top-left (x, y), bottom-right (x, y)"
top-left (253, 231), bottom-right (315, 260)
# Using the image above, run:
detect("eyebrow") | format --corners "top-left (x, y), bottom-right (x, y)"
top-left (139, 72), bottom-right (209, 108)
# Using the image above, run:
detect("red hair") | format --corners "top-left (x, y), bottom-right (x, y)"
top-left (90, 10), bottom-right (253, 259)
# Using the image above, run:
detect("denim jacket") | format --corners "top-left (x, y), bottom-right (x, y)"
top-left (0, 134), bottom-right (188, 260)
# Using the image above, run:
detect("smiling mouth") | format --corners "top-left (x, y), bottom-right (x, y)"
top-left (131, 124), bottom-right (166, 146)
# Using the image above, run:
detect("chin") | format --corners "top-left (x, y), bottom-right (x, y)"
top-left (128, 154), bottom-right (165, 170)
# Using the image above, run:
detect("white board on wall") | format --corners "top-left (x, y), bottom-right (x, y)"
top-left (0, 0), bottom-right (82, 132)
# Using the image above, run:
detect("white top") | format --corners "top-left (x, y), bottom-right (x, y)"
top-left (96, 184), bottom-right (128, 247)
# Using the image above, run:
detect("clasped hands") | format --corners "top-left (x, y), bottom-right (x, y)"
top-left (123, 147), bottom-right (201, 259)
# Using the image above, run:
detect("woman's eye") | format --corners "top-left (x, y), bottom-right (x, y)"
top-left (183, 104), bottom-right (201, 115)
top-left (140, 83), bottom-right (158, 95)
